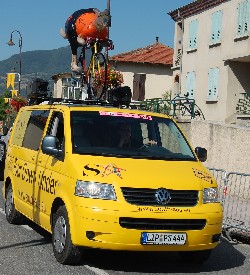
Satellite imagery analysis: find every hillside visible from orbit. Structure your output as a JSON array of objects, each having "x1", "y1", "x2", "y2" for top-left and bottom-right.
[{"x1": 0, "y1": 46, "x2": 72, "y2": 95}]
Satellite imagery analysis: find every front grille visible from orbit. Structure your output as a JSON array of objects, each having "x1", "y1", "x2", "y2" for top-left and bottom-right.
[
  {"x1": 121, "y1": 187, "x2": 198, "y2": 206},
  {"x1": 119, "y1": 218, "x2": 206, "y2": 230}
]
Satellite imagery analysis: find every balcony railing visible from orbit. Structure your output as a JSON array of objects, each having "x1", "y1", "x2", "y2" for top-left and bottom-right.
[
  {"x1": 174, "y1": 49, "x2": 182, "y2": 67},
  {"x1": 236, "y1": 93, "x2": 250, "y2": 114},
  {"x1": 138, "y1": 97, "x2": 205, "y2": 120}
]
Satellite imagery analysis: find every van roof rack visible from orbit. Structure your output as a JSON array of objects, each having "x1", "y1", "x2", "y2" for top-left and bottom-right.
[
  {"x1": 27, "y1": 86, "x2": 133, "y2": 108},
  {"x1": 28, "y1": 97, "x2": 112, "y2": 106}
]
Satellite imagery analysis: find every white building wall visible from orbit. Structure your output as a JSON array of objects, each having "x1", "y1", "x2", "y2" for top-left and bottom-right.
[
  {"x1": 110, "y1": 61, "x2": 173, "y2": 99},
  {"x1": 174, "y1": 0, "x2": 250, "y2": 123}
]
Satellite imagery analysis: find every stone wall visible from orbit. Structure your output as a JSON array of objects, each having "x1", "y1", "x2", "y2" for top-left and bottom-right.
[{"x1": 177, "y1": 120, "x2": 250, "y2": 174}]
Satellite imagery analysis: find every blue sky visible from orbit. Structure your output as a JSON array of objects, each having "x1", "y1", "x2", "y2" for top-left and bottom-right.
[{"x1": 0, "y1": 0, "x2": 192, "y2": 61}]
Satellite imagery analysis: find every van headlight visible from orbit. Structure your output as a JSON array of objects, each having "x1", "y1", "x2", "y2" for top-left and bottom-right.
[
  {"x1": 203, "y1": 188, "x2": 219, "y2": 203},
  {"x1": 75, "y1": 181, "x2": 116, "y2": 200}
]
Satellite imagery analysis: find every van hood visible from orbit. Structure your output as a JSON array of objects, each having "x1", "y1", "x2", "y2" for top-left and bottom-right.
[{"x1": 68, "y1": 155, "x2": 216, "y2": 190}]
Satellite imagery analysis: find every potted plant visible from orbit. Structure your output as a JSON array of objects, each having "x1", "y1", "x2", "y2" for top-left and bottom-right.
[{"x1": 93, "y1": 65, "x2": 124, "y2": 91}]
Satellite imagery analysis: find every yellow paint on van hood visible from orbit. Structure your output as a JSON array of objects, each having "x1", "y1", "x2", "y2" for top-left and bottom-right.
[{"x1": 65, "y1": 154, "x2": 216, "y2": 190}]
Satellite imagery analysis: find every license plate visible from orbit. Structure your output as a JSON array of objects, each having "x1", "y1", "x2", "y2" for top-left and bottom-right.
[{"x1": 141, "y1": 232, "x2": 186, "y2": 245}]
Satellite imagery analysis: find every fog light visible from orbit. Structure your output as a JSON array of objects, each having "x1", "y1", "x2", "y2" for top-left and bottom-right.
[
  {"x1": 86, "y1": 231, "x2": 95, "y2": 240},
  {"x1": 212, "y1": 233, "x2": 221, "y2": 243}
]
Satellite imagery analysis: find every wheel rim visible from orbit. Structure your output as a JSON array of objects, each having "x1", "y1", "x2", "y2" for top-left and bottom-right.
[
  {"x1": 53, "y1": 216, "x2": 67, "y2": 253},
  {"x1": 5, "y1": 188, "x2": 13, "y2": 217}
]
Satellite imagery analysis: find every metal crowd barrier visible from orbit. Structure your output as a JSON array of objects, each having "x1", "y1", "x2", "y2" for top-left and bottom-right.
[{"x1": 208, "y1": 168, "x2": 250, "y2": 242}]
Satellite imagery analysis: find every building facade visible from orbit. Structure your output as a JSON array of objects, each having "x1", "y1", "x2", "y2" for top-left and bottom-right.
[
  {"x1": 109, "y1": 39, "x2": 174, "y2": 100},
  {"x1": 52, "y1": 73, "x2": 88, "y2": 100},
  {"x1": 169, "y1": 0, "x2": 250, "y2": 123}
]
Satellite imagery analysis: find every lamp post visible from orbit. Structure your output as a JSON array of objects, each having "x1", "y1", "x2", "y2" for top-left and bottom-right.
[
  {"x1": 105, "y1": 0, "x2": 111, "y2": 62},
  {"x1": 7, "y1": 30, "x2": 23, "y2": 95}
]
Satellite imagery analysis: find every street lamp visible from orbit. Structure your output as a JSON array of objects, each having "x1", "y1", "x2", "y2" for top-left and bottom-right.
[{"x1": 7, "y1": 30, "x2": 23, "y2": 95}]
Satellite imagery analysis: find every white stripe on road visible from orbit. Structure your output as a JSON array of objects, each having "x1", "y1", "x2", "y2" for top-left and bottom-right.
[
  {"x1": 20, "y1": 224, "x2": 33, "y2": 230},
  {"x1": 84, "y1": 265, "x2": 110, "y2": 275},
  {"x1": 0, "y1": 207, "x2": 109, "y2": 275}
]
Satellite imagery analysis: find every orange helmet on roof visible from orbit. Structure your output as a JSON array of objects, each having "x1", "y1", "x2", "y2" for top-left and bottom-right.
[{"x1": 75, "y1": 12, "x2": 108, "y2": 40}]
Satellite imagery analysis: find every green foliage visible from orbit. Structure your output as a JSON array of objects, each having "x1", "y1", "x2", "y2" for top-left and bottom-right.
[
  {"x1": 162, "y1": 90, "x2": 172, "y2": 101},
  {"x1": 0, "y1": 96, "x2": 8, "y2": 121},
  {"x1": 144, "y1": 90, "x2": 173, "y2": 114},
  {"x1": 3, "y1": 90, "x2": 12, "y2": 98}
]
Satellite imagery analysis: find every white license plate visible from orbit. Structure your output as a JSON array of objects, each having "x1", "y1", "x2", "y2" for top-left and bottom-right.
[{"x1": 141, "y1": 232, "x2": 186, "y2": 245}]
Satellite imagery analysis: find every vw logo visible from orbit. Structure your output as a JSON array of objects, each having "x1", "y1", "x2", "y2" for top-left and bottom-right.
[{"x1": 155, "y1": 188, "x2": 171, "y2": 205}]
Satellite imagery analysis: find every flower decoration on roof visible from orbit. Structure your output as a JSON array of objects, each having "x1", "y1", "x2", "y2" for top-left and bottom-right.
[
  {"x1": 5, "y1": 96, "x2": 27, "y2": 119},
  {"x1": 93, "y1": 65, "x2": 124, "y2": 90}
]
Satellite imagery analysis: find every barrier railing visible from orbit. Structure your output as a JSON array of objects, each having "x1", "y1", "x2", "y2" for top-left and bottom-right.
[
  {"x1": 142, "y1": 96, "x2": 205, "y2": 120},
  {"x1": 208, "y1": 168, "x2": 250, "y2": 242}
]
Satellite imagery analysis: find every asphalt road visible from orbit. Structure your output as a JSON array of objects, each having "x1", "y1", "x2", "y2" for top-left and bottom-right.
[{"x1": 0, "y1": 181, "x2": 249, "y2": 275}]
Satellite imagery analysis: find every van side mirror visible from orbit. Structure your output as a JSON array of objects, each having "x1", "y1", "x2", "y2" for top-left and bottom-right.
[
  {"x1": 195, "y1": 147, "x2": 207, "y2": 162},
  {"x1": 41, "y1": 135, "x2": 63, "y2": 157}
]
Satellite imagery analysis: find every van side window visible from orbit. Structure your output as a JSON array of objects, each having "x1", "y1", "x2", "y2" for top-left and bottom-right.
[
  {"x1": 47, "y1": 112, "x2": 65, "y2": 150},
  {"x1": 22, "y1": 110, "x2": 50, "y2": 150}
]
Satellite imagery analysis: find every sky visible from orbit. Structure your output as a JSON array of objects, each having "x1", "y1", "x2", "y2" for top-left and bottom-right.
[{"x1": 0, "y1": 0, "x2": 192, "y2": 62}]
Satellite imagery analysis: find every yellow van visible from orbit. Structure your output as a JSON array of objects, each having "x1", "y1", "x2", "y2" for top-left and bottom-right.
[{"x1": 2, "y1": 99, "x2": 223, "y2": 265}]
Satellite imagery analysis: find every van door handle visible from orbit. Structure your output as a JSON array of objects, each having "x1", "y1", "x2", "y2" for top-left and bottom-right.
[
  {"x1": 32, "y1": 156, "x2": 35, "y2": 161},
  {"x1": 38, "y1": 157, "x2": 42, "y2": 163}
]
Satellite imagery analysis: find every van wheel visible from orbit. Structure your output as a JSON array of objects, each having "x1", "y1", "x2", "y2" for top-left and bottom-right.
[
  {"x1": 52, "y1": 205, "x2": 82, "y2": 265},
  {"x1": 5, "y1": 184, "x2": 23, "y2": 224},
  {"x1": 179, "y1": 249, "x2": 212, "y2": 264}
]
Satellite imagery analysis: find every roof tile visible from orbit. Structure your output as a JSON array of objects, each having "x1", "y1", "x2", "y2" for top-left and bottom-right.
[{"x1": 109, "y1": 42, "x2": 173, "y2": 65}]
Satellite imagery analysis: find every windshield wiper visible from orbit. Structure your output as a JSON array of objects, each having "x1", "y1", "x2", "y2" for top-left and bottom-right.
[{"x1": 163, "y1": 156, "x2": 196, "y2": 161}]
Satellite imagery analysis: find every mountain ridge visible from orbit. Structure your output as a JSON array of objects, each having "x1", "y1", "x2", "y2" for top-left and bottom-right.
[
  {"x1": 0, "y1": 46, "x2": 72, "y2": 76},
  {"x1": 0, "y1": 46, "x2": 72, "y2": 94}
]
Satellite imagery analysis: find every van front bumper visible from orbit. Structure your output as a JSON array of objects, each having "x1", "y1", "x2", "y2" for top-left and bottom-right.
[{"x1": 71, "y1": 204, "x2": 223, "y2": 251}]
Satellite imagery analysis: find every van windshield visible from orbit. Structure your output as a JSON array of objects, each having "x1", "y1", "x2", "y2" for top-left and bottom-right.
[{"x1": 70, "y1": 111, "x2": 196, "y2": 161}]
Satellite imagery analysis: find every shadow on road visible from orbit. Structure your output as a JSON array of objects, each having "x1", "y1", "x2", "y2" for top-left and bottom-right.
[
  {"x1": 0, "y1": 238, "x2": 50, "y2": 251},
  {"x1": 79, "y1": 237, "x2": 246, "y2": 273}
]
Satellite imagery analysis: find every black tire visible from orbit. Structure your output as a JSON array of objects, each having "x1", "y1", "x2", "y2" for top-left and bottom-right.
[
  {"x1": 5, "y1": 184, "x2": 23, "y2": 224},
  {"x1": 193, "y1": 104, "x2": 205, "y2": 120},
  {"x1": 180, "y1": 103, "x2": 205, "y2": 120},
  {"x1": 91, "y1": 52, "x2": 107, "y2": 100},
  {"x1": 52, "y1": 205, "x2": 82, "y2": 265},
  {"x1": 180, "y1": 104, "x2": 190, "y2": 117},
  {"x1": 179, "y1": 249, "x2": 213, "y2": 264}
]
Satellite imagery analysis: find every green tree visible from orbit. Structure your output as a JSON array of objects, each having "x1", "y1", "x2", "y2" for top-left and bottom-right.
[
  {"x1": 3, "y1": 90, "x2": 12, "y2": 98},
  {"x1": 0, "y1": 96, "x2": 8, "y2": 122}
]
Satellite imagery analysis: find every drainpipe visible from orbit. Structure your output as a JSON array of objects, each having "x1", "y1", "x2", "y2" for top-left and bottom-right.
[{"x1": 177, "y1": 9, "x2": 184, "y2": 95}]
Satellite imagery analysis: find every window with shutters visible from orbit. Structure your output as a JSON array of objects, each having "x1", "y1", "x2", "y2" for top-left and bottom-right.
[
  {"x1": 237, "y1": 0, "x2": 249, "y2": 37},
  {"x1": 188, "y1": 19, "x2": 198, "y2": 50},
  {"x1": 186, "y1": 71, "x2": 196, "y2": 99},
  {"x1": 133, "y1": 74, "x2": 146, "y2": 101},
  {"x1": 210, "y1": 10, "x2": 223, "y2": 44},
  {"x1": 207, "y1": 68, "x2": 219, "y2": 101}
]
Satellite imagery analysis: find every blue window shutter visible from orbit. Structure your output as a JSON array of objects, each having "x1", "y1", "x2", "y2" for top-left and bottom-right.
[
  {"x1": 189, "y1": 21, "x2": 194, "y2": 48},
  {"x1": 208, "y1": 69, "x2": 214, "y2": 99},
  {"x1": 207, "y1": 68, "x2": 219, "y2": 100},
  {"x1": 211, "y1": 13, "x2": 217, "y2": 43},
  {"x1": 244, "y1": 0, "x2": 249, "y2": 33},
  {"x1": 186, "y1": 71, "x2": 196, "y2": 98},
  {"x1": 237, "y1": 0, "x2": 249, "y2": 36},
  {"x1": 216, "y1": 11, "x2": 223, "y2": 41},
  {"x1": 189, "y1": 19, "x2": 198, "y2": 49},
  {"x1": 211, "y1": 10, "x2": 223, "y2": 43}
]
